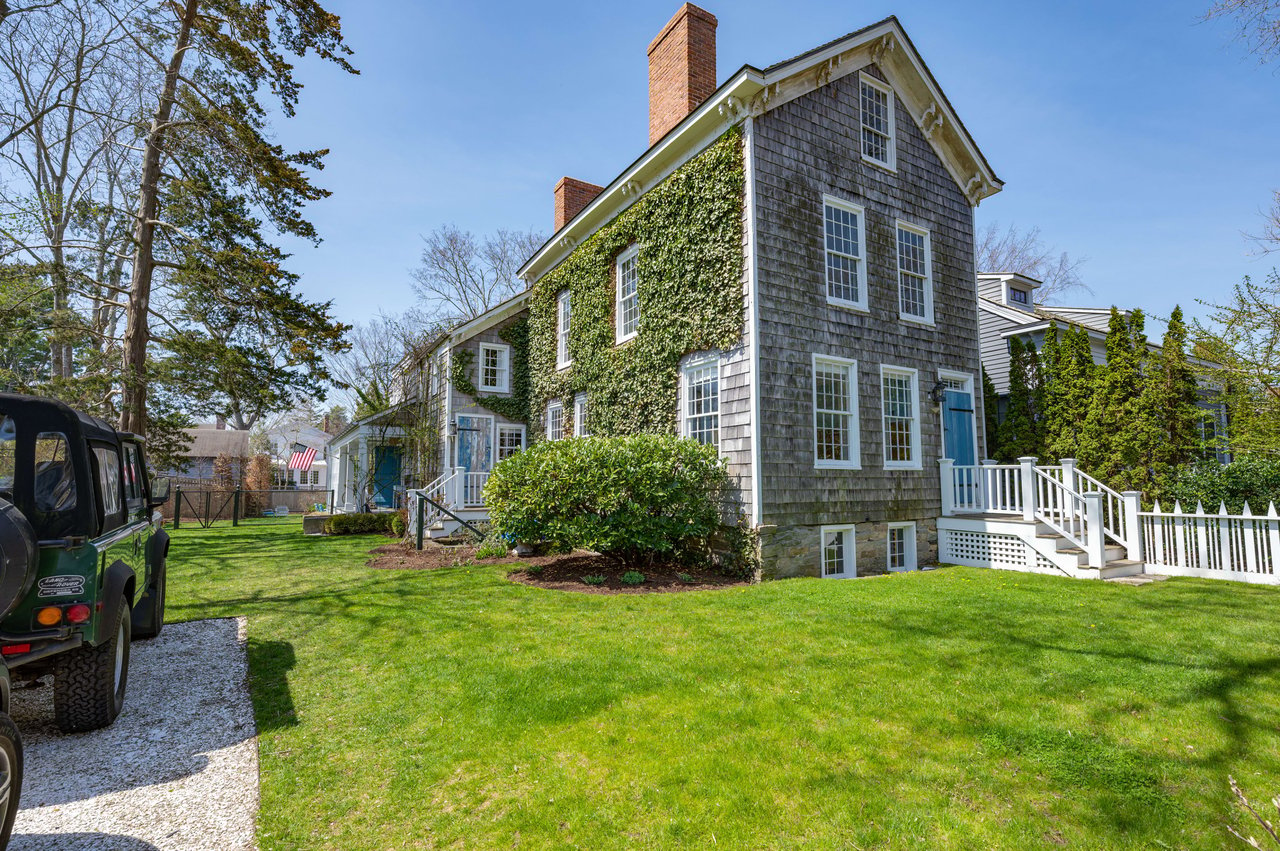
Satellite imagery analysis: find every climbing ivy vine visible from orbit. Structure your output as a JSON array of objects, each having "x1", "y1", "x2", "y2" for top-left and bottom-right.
[
  {"x1": 527, "y1": 127, "x2": 744, "y2": 438},
  {"x1": 449, "y1": 317, "x2": 532, "y2": 425}
]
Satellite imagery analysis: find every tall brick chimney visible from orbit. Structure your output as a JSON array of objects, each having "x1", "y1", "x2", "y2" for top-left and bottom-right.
[
  {"x1": 647, "y1": 4, "x2": 717, "y2": 146},
  {"x1": 554, "y1": 176, "x2": 604, "y2": 231}
]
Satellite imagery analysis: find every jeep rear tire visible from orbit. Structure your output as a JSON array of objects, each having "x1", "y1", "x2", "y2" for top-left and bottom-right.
[
  {"x1": 133, "y1": 565, "x2": 165, "y2": 640},
  {"x1": 0, "y1": 711, "x2": 21, "y2": 848},
  {"x1": 0, "y1": 498, "x2": 37, "y2": 619},
  {"x1": 53, "y1": 595, "x2": 130, "y2": 733}
]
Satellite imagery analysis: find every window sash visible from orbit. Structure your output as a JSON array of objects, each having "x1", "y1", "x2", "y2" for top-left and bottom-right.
[
  {"x1": 860, "y1": 78, "x2": 893, "y2": 166},
  {"x1": 824, "y1": 201, "x2": 864, "y2": 307},
  {"x1": 616, "y1": 247, "x2": 639, "y2": 341},
  {"x1": 896, "y1": 225, "x2": 931, "y2": 322},
  {"x1": 556, "y1": 292, "x2": 571, "y2": 367},
  {"x1": 814, "y1": 357, "x2": 858, "y2": 467},
  {"x1": 546, "y1": 403, "x2": 564, "y2": 441},
  {"x1": 497, "y1": 426, "x2": 525, "y2": 460},
  {"x1": 881, "y1": 369, "x2": 918, "y2": 466},
  {"x1": 573, "y1": 395, "x2": 588, "y2": 437},
  {"x1": 822, "y1": 526, "x2": 855, "y2": 577},
  {"x1": 683, "y1": 360, "x2": 720, "y2": 448},
  {"x1": 479, "y1": 345, "x2": 508, "y2": 392}
]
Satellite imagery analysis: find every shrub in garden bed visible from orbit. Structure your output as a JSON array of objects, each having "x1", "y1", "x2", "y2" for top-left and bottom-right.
[
  {"x1": 483, "y1": 434, "x2": 732, "y2": 567},
  {"x1": 1164, "y1": 457, "x2": 1280, "y2": 512},
  {"x1": 324, "y1": 512, "x2": 398, "y2": 536}
]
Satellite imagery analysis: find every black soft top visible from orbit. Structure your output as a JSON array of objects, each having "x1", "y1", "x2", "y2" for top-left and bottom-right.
[{"x1": 0, "y1": 392, "x2": 124, "y2": 446}]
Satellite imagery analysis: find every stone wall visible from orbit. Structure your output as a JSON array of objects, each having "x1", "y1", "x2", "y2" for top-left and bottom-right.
[{"x1": 759, "y1": 518, "x2": 939, "y2": 579}]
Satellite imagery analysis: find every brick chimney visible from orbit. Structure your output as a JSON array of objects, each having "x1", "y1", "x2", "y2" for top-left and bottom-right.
[
  {"x1": 647, "y1": 4, "x2": 717, "y2": 146},
  {"x1": 554, "y1": 176, "x2": 604, "y2": 231}
]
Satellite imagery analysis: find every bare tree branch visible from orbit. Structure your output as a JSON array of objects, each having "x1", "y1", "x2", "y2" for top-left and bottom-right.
[{"x1": 975, "y1": 221, "x2": 1090, "y2": 304}]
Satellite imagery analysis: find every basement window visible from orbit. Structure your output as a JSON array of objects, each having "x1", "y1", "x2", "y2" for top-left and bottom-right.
[{"x1": 821, "y1": 525, "x2": 856, "y2": 578}]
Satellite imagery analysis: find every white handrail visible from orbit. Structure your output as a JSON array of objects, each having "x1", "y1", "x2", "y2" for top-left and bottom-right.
[
  {"x1": 1032, "y1": 467, "x2": 1089, "y2": 552},
  {"x1": 1066, "y1": 466, "x2": 1126, "y2": 546}
]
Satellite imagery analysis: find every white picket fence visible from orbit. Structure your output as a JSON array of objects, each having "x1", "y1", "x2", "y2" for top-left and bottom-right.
[{"x1": 1140, "y1": 501, "x2": 1280, "y2": 584}]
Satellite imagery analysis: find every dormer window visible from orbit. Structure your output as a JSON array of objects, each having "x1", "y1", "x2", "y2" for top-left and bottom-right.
[
  {"x1": 859, "y1": 74, "x2": 895, "y2": 171},
  {"x1": 1009, "y1": 288, "x2": 1029, "y2": 306}
]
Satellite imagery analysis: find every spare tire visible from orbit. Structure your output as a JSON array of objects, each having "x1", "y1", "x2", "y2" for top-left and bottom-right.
[{"x1": 0, "y1": 499, "x2": 37, "y2": 621}]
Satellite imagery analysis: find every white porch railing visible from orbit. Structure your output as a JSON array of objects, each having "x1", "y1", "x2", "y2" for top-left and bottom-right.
[
  {"x1": 940, "y1": 457, "x2": 1140, "y2": 569},
  {"x1": 406, "y1": 466, "x2": 494, "y2": 543},
  {"x1": 1140, "y1": 501, "x2": 1280, "y2": 583},
  {"x1": 462, "y1": 471, "x2": 490, "y2": 508}
]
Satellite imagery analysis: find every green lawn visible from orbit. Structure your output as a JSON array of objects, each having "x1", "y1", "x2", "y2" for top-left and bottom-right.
[{"x1": 167, "y1": 520, "x2": 1280, "y2": 849}]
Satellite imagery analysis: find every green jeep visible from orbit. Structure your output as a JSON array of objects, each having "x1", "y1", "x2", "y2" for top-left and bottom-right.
[{"x1": 0, "y1": 392, "x2": 170, "y2": 733}]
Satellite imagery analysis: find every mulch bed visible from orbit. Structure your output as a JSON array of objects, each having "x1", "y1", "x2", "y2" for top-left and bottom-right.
[{"x1": 365, "y1": 542, "x2": 751, "y2": 594}]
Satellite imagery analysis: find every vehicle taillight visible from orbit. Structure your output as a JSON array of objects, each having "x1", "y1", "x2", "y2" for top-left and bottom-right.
[
  {"x1": 36, "y1": 606, "x2": 62, "y2": 626},
  {"x1": 66, "y1": 604, "x2": 92, "y2": 624},
  {"x1": 1, "y1": 644, "x2": 30, "y2": 656}
]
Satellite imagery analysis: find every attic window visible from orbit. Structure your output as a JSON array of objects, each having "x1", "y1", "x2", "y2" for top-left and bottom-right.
[
  {"x1": 1009, "y1": 288, "x2": 1029, "y2": 306},
  {"x1": 859, "y1": 74, "x2": 895, "y2": 170}
]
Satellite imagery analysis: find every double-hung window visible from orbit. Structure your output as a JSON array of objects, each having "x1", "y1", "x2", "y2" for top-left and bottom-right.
[
  {"x1": 881, "y1": 365, "x2": 921, "y2": 469},
  {"x1": 556, "y1": 291, "x2": 571, "y2": 369},
  {"x1": 682, "y1": 356, "x2": 720, "y2": 449},
  {"x1": 497, "y1": 425, "x2": 525, "y2": 460},
  {"x1": 887, "y1": 522, "x2": 917, "y2": 571},
  {"x1": 615, "y1": 245, "x2": 640, "y2": 343},
  {"x1": 860, "y1": 74, "x2": 895, "y2": 170},
  {"x1": 896, "y1": 222, "x2": 933, "y2": 324},
  {"x1": 813, "y1": 355, "x2": 859, "y2": 469},
  {"x1": 821, "y1": 525, "x2": 856, "y2": 578},
  {"x1": 478, "y1": 343, "x2": 510, "y2": 393},
  {"x1": 573, "y1": 394, "x2": 589, "y2": 437},
  {"x1": 823, "y1": 197, "x2": 867, "y2": 310},
  {"x1": 546, "y1": 401, "x2": 564, "y2": 441}
]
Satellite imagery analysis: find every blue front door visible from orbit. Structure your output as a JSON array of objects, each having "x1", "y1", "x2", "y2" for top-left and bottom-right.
[
  {"x1": 943, "y1": 389, "x2": 977, "y2": 465},
  {"x1": 372, "y1": 446, "x2": 401, "y2": 508}
]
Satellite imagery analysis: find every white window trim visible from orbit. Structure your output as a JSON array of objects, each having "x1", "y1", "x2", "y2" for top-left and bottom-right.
[
  {"x1": 545, "y1": 400, "x2": 564, "y2": 441},
  {"x1": 615, "y1": 244, "x2": 640, "y2": 344},
  {"x1": 859, "y1": 72, "x2": 897, "y2": 172},
  {"x1": 573, "y1": 393, "x2": 588, "y2": 437},
  {"x1": 497, "y1": 424, "x2": 526, "y2": 460},
  {"x1": 895, "y1": 219, "x2": 935, "y2": 326},
  {"x1": 887, "y1": 521, "x2": 918, "y2": 572},
  {"x1": 821, "y1": 195, "x2": 869, "y2": 312},
  {"x1": 477, "y1": 342, "x2": 511, "y2": 394},
  {"x1": 937, "y1": 369, "x2": 981, "y2": 466},
  {"x1": 812, "y1": 353, "x2": 861, "y2": 470},
  {"x1": 556, "y1": 290, "x2": 572, "y2": 370},
  {"x1": 880, "y1": 364, "x2": 922, "y2": 470},
  {"x1": 820, "y1": 524, "x2": 857, "y2": 579},
  {"x1": 680, "y1": 353, "x2": 721, "y2": 449}
]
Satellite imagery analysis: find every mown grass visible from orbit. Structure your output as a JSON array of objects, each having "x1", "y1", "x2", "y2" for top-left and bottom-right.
[{"x1": 166, "y1": 519, "x2": 1280, "y2": 849}]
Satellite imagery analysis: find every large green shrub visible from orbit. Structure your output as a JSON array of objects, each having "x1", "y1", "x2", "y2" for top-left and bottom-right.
[
  {"x1": 1163, "y1": 457, "x2": 1280, "y2": 512},
  {"x1": 324, "y1": 512, "x2": 397, "y2": 535},
  {"x1": 483, "y1": 435, "x2": 730, "y2": 565}
]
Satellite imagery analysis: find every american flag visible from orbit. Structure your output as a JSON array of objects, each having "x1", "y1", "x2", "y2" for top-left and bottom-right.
[{"x1": 287, "y1": 443, "x2": 317, "y2": 471}]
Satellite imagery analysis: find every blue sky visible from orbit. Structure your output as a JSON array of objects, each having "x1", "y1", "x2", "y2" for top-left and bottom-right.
[{"x1": 274, "y1": 0, "x2": 1279, "y2": 331}]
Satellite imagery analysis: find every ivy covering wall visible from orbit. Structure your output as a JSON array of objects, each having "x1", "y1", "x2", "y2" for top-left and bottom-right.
[
  {"x1": 528, "y1": 127, "x2": 745, "y2": 438},
  {"x1": 450, "y1": 317, "x2": 532, "y2": 424}
]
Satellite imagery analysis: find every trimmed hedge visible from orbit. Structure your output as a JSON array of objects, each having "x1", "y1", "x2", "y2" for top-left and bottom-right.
[
  {"x1": 483, "y1": 435, "x2": 730, "y2": 566},
  {"x1": 324, "y1": 512, "x2": 398, "y2": 536},
  {"x1": 1164, "y1": 457, "x2": 1280, "y2": 513}
]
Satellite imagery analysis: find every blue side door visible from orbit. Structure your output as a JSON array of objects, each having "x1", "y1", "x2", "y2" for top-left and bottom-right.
[
  {"x1": 942, "y1": 389, "x2": 977, "y2": 465},
  {"x1": 372, "y1": 446, "x2": 401, "y2": 508}
]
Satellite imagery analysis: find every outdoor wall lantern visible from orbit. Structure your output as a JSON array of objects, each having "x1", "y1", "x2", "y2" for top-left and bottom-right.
[{"x1": 928, "y1": 380, "x2": 947, "y2": 411}]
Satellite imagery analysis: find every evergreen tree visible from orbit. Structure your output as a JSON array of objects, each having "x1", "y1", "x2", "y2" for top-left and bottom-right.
[
  {"x1": 1043, "y1": 324, "x2": 1097, "y2": 461},
  {"x1": 1080, "y1": 308, "x2": 1148, "y2": 486},
  {"x1": 982, "y1": 367, "x2": 1000, "y2": 461},
  {"x1": 1135, "y1": 305, "x2": 1204, "y2": 498},
  {"x1": 996, "y1": 337, "x2": 1043, "y2": 461}
]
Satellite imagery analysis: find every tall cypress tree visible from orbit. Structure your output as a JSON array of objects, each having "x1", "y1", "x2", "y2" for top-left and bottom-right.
[
  {"x1": 1046, "y1": 324, "x2": 1097, "y2": 462},
  {"x1": 1135, "y1": 305, "x2": 1204, "y2": 497},
  {"x1": 1080, "y1": 308, "x2": 1148, "y2": 486},
  {"x1": 996, "y1": 337, "x2": 1043, "y2": 461}
]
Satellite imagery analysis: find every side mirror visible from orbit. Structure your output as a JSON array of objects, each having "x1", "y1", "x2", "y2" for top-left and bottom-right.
[{"x1": 149, "y1": 476, "x2": 171, "y2": 507}]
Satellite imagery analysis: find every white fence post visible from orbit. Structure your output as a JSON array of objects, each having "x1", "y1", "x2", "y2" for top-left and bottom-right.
[
  {"x1": 1018, "y1": 457, "x2": 1038, "y2": 523},
  {"x1": 1084, "y1": 492, "x2": 1106, "y2": 568},
  {"x1": 981, "y1": 459, "x2": 997, "y2": 512},
  {"x1": 1060, "y1": 457, "x2": 1077, "y2": 490},
  {"x1": 1121, "y1": 491, "x2": 1143, "y2": 562},
  {"x1": 1173, "y1": 501, "x2": 1188, "y2": 568},
  {"x1": 939, "y1": 458, "x2": 955, "y2": 517},
  {"x1": 450, "y1": 466, "x2": 466, "y2": 508}
]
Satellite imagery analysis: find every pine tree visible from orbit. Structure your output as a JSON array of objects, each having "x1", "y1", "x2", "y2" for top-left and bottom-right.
[
  {"x1": 1080, "y1": 308, "x2": 1148, "y2": 486},
  {"x1": 982, "y1": 367, "x2": 1000, "y2": 461},
  {"x1": 1044, "y1": 324, "x2": 1097, "y2": 462},
  {"x1": 996, "y1": 337, "x2": 1043, "y2": 461}
]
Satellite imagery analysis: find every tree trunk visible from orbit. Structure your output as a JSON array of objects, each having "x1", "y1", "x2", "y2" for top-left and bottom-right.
[{"x1": 119, "y1": 0, "x2": 200, "y2": 435}]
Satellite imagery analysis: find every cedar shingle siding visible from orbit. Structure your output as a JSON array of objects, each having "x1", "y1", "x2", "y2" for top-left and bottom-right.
[{"x1": 753, "y1": 63, "x2": 984, "y2": 529}]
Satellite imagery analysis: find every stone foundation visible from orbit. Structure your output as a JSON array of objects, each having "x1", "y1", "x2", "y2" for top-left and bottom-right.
[{"x1": 759, "y1": 518, "x2": 939, "y2": 579}]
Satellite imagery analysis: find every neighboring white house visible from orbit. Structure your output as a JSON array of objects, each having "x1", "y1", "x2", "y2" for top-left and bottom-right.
[{"x1": 261, "y1": 419, "x2": 331, "y2": 491}]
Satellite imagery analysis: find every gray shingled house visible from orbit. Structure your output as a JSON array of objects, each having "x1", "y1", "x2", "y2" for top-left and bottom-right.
[{"x1": 400, "y1": 6, "x2": 1006, "y2": 578}]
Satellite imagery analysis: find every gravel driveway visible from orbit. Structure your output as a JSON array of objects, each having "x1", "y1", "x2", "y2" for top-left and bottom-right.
[{"x1": 8, "y1": 617, "x2": 259, "y2": 850}]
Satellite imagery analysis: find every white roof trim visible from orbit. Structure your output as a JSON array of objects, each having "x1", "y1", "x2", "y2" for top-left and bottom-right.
[{"x1": 447, "y1": 291, "x2": 530, "y2": 344}]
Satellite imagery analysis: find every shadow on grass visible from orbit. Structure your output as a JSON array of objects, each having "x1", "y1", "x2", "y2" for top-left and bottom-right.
[{"x1": 248, "y1": 638, "x2": 298, "y2": 733}]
